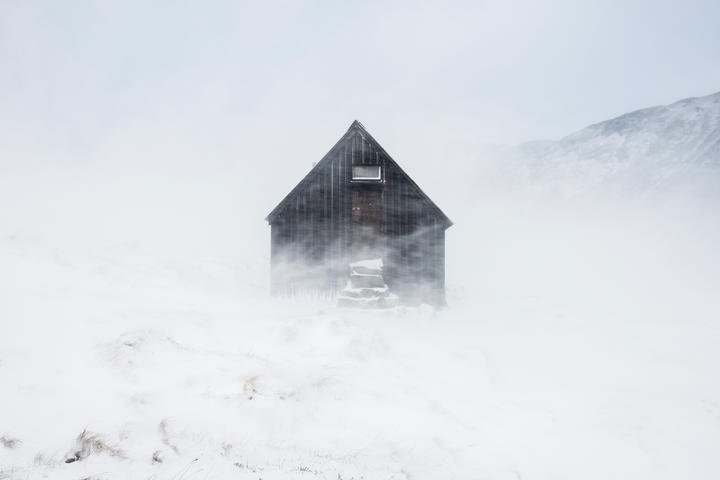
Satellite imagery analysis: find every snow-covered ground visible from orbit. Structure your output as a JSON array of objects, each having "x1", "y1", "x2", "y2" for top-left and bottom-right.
[
  {"x1": 2, "y1": 93, "x2": 720, "y2": 478},
  {"x1": 2, "y1": 190, "x2": 720, "y2": 479}
]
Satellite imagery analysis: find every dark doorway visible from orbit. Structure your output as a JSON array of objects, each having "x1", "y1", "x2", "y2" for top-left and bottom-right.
[{"x1": 351, "y1": 188, "x2": 381, "y2": 257}]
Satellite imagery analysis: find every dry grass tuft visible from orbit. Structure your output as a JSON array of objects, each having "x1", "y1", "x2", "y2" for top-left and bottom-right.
[
  {"x1": 64, "y1": 429, "x2": 124, "y2": 463},
  {"x1": 0, "y1": 436, "x2": 21, "y2": 449},
  {"x1": 158, "y1": 419, "x2": 179, "y2": 454},
  {"x1": 152, "y1": 449, "x2": 164, "y2": 463}
]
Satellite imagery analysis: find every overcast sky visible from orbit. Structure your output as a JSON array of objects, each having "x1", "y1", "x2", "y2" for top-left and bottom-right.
[{"x1": 1, "y1": 0, "x2": 719, "y2": 224}]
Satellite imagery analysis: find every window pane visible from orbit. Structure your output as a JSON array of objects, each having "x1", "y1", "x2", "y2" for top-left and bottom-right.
[{"x1": 352, "y1": 165, "x2": 381, "y2": 180}]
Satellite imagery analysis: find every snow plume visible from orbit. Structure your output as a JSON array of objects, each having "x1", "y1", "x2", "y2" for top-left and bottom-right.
[
  {"x1": 2, "y1": 96, "x2": 720, "y2": 478},
  {"x1": 269, "y1": 223, "x2": 444, "y2": 305}
]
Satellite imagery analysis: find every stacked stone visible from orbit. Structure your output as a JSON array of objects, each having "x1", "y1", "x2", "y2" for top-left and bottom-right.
[{"x1": 337, "y1": 258, "x2": 399, "y2": 308}]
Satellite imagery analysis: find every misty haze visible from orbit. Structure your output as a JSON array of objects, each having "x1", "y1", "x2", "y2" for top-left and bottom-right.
[{"x1": 1, "y1": 2, "x2": 720, "y2": 480}]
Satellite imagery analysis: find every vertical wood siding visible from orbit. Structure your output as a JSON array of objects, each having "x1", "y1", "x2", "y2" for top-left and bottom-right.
[{"x1": 269, "y1": 130, "x2": 448, "y2": 305}]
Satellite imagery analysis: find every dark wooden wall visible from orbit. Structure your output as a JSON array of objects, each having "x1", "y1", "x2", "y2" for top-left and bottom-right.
[{"x1": 269, "y1": 129, "x2": 448, "y2": 305}]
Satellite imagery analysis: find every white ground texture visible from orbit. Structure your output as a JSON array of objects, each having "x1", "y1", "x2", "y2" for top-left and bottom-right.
[
  {"x1": 3, "y1": 210, "x2": 720, "y2": 480},
  {"x1": 2, "y1": 228, "x2": 718, "y2": 480},
  {"x1": 2, "y1": 93, "x2": 720, "y2": 479}
]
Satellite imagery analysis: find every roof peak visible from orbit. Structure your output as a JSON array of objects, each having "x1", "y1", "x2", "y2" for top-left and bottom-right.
[
  {"x1": 349, "y1": 119, "x2": 366, "y2": 131},
  {"x1": 266, "y1": 120, "x2": 452, "y2": 227}
]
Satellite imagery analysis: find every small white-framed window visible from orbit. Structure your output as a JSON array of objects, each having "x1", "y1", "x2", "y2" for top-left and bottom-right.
[{"x1": 352, "y1": 165, "x2": 381, "y2": 181}]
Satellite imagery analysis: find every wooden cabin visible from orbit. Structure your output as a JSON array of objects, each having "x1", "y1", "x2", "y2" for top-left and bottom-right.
[{"x1": 265, "y1": 121, "x2": 452, "y2": 305}]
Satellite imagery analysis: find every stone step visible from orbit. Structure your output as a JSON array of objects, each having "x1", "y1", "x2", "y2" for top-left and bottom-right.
[
  {"x1": 351, "y1": 265, "x2": 383, "y2": 276},
  {"x1": 338, "y1": 258, "x2": 397, "y2": 309},
  {"x1": 349, "y1": 273, "x2": 386, "y2": 289},
  {"x1": 340, "y1": 286, "x2": 390, "y2": 299},
  {"x1": 337, "y1": 293, "x2": 399, "y2": 309}
]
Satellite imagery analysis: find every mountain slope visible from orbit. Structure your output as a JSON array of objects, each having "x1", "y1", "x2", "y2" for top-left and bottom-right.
[{"x1": 509, "y1": 91, "x2": 720, "y2": 198}]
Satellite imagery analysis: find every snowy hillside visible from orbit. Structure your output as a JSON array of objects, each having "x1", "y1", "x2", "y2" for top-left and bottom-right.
[
  {"x1": 504, "y1": 92, "x2": 720, "y2": 198},
  {"x1": 2, "y1": 92, "x2": 720, "y2": 479}
]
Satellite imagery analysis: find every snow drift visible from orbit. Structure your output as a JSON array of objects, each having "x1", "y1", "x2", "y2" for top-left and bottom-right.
[{"x1": 2, "y1": 93, "x2": 720, "y2": 479}]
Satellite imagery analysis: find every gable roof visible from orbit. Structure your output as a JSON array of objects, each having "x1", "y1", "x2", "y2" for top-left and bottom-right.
[{"x1": 265, "y1": 121, "x2": 452, "y2": 228}]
